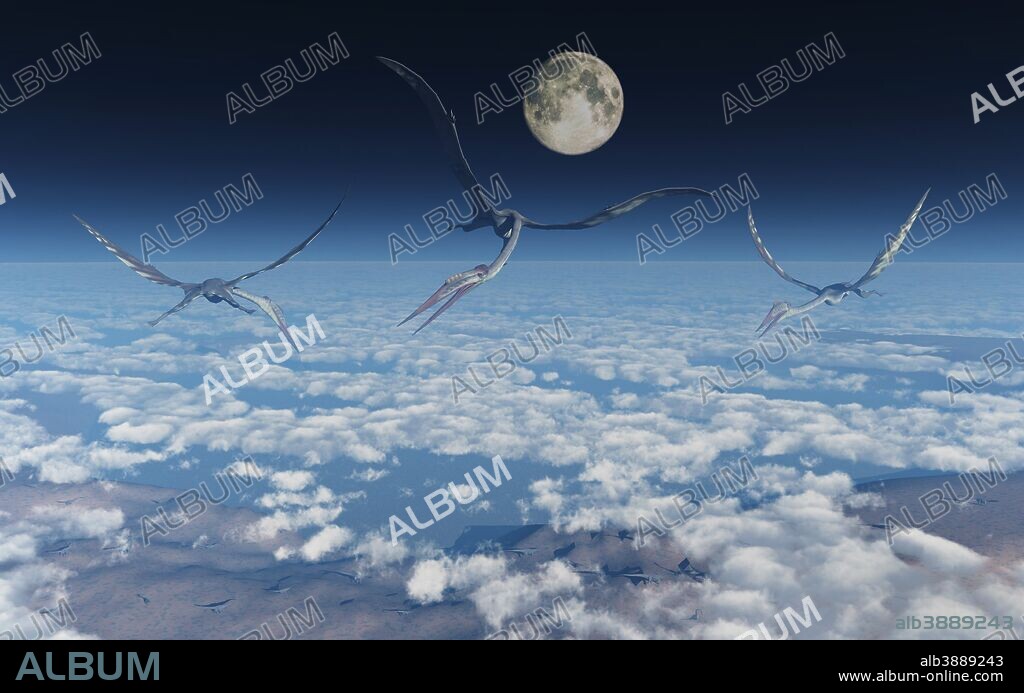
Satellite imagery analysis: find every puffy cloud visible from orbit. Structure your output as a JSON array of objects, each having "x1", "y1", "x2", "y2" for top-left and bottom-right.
[
  {"x1": 276, "y1": 525, "x2": 354, "y2": 562},
  {"x1": 270, "y1": 470, "x2": 315, "y2": 491}
]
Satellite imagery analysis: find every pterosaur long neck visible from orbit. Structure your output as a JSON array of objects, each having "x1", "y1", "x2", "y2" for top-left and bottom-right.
[
  {"x1": 487, "y1": 215, "x2": 523, "y2": 278},
  {"x1": 792, "y1": 293, "x2": 830, "y2": 316}
]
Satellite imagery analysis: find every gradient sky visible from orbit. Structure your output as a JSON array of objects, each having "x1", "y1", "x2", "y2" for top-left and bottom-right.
[{"x1": 0, "y1": 2, "x2": 1020, "y2": 263}]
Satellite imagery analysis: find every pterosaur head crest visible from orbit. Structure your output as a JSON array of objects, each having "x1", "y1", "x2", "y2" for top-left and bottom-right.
[{"x1": 443, "y1": 267, "x2": 487, "y2": 286}]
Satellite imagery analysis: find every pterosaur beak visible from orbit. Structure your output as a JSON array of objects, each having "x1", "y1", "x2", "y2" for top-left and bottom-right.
[
  {"x1": 398, "y1": 269, "x2": 487, "y2": 333},
  {"x1": 756, "y1": 302, "x2": 788, "y2": 337},
  {"x1": 397, "y1": 282, "x2": 457, "y2": 328},
  {"x1": 411, "y1": 283, "x2": 479, "y2": 334}
]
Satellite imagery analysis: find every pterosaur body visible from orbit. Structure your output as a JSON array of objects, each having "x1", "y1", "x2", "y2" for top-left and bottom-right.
[
  {"x1": 383, "y1": 608, "x2": 414, "y2": 616},
  {"x1": 44, "y1": 542, "x2": 71, "y2": 557},
  {"x1": 74, "y1": 201, "x2": 342, "y2": 347},
  {"x1": 194, "y1": 599, "x2": 234, "y2": 614},
  {"x1": 320, "y1": 569, "x2": 361, "y2": 584},
  {"x1": 956, "y1": 497, "x2": 999, "y2": 507},
  {"x1": 748, "y1": 191, "x2": 929, "y2": 335},
  {"x1": 264, "y1": 577, "x2": 292, "y2": 594},
  {"x1": 102, "y1": 537, "x2": 133, "y2": 556},
  {"x1": 379, "y1": 57, "x2": 712, "y2": 333},
  {"x1": 502, "y1": 547, "x2": 537, "y2": 558}
]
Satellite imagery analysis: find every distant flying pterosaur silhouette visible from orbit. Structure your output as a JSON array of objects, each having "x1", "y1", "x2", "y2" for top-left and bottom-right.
[
  {"x1": 502, "y1": 547, "x2": 537, "y2": 558},
  {"x1": 383, "y1": 608, "x2": 413, "y2": 616},
  {"x1": 379, "y1": 57, "x2": 712, "y2": 333},
  {"x1": 137, "y1": 594, "x2": 151, "y2": 605},
  {"x1": 748, "y1": 190, "x2": 929, "y2": 336},
  {"x1": 43, "y1": 542, "x2": 71, "y2": 557},
  {"x1": 102, "y1": 536, "x2": 133, "y2": 556},
  {"x1": 955, "y1": 497, "x2": 999, "y2": 507},
  {"x1": 56, "y1": 497, "x2": 82, "y2": 506},
  {"x1": 74, "y1": 200, "x2": 343, "y2": 348},
  {"x1": 194, "y1": 599, "x2": 235, "y2": 614},
  {"x1": 264, "y1": 577, "x2": 292, "y2": 594},
  {"x1": 320, "y1": 569, "x2": 361, "y2": 584}
]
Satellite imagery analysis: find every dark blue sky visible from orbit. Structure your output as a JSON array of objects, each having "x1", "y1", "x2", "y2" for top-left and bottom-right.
[{"x1": 0, "y1": 2, "x2": 1020, "y2": 263}]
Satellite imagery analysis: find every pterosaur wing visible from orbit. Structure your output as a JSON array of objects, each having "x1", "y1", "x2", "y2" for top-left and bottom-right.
[
  {"x1": 747, "y1": 208, "x2": 820, "y2": 294},
  {"x1": 228, "y1": 200, "x2": 343, "y2": 285},
  {"x1": 149, "y1": 289, "x2": 202, "y2": 326},
  {"x1": 74, "y1": 215, "x2": 190, "y2": 288},
  {"x1": 522, "y1": 187, "x2": 713, "y2": 230},
  {"x1": 852, "y1": 190, "x2": 930, "y2": 289},
  {"x1": 230, "y1": 287, "x2": 297, "y2": 349},
  {"x1": 378, "y1": 57, "x2": 500, "y2": 225}
]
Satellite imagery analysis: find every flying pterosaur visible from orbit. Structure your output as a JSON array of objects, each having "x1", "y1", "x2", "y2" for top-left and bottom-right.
[
  {"x1": 379, "y1": 57, "x2": 713, "y2": 333},
  {"x1": 264, "y1": 577, "x2": 292, "y2": 594},
  {"x1": 102, "y1": 536, "x2": 133, "y2": 556},
  {"x1": 74, "y1": 200, "x2": 343, "y2": 348},
  {"x1": 320, "y1": 569, "x2": 361, "y2": 584},
  {"x1": 956, "y1": 497, "x2": 999, "y2": 507},
  {"x1": 194, "y1": 599, "x2": 234, "y2": 614},
  {"x1": 383, "y1": 608, "x2": 414, "y2": 616},
  {"x1": 748, "y1": 191, "x2": 930, "y2": 336},
  {"x1": 502, "y1": 547, "x2": 537, "y2": 558},
  {"x1": 44, "y1": 542, "x2": 71, "y2": 557}
]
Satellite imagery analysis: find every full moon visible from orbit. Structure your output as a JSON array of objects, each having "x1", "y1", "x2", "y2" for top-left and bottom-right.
[{"x1": 524, "y1": 52, "x2": 623, "y2": 156}]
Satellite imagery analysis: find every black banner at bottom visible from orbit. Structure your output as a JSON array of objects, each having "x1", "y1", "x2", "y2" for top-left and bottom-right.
[{"x1": 0, "y1": 640, "x2": 1016, "y2": 686}]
